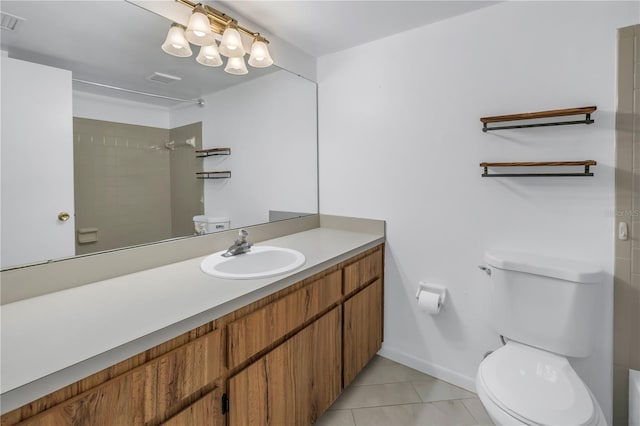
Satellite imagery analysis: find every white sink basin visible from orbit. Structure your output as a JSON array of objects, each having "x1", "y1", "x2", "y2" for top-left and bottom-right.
[{"x1": 200, "y1": 246, "x2": 306, "y2": 279}]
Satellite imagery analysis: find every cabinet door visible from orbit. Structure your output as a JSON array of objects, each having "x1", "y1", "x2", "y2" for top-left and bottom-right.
[
  {"x1": 343, "y1": 279, "x2": 383, "y2": 387},
  {"x1": 161, "y1": 386, "x2": 222, "y2": 426},
  {"x1": 228, "y1": 307, "x2": 341, "y2": 426}
]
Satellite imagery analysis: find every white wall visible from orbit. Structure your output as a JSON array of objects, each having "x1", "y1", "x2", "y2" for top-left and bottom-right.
[
  {"x1": 171, "y1": 70, "x2": 318, "y2": 230},
  {"x1": 318, "y1": 1, "x2": 639, "y2": 422},
  {"x1": 73, "y1": 91, "x2": 171, "y2": 129}
]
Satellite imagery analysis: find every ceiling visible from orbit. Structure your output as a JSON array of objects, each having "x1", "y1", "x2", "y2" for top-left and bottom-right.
[
  {"x1": 0, "y1": 1, "x2": 498, "y2": 105},
  {"x1": 218, "y1": 1, "x2": 499, "y2": 57}
]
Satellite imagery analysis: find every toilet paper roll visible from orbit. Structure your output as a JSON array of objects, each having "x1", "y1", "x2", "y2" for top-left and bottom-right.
[{"x1": 418, "y1": 291, "x2": 443, "y2": 315}]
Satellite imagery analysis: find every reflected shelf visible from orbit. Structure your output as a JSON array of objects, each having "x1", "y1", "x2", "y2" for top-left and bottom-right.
[
  {"x1": 196, "y1": 147, "x2": 231, "y2": 158},
  {"x1": 196, "y1": 171, "x2": 232, "y2": 179}
]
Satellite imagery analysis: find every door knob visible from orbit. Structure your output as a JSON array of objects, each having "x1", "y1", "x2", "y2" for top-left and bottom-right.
[{"x1": 58, "y1": 212, "x2": 70, "y2": 222}]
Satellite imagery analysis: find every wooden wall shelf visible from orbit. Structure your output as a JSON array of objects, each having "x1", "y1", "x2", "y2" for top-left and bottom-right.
[
  {"x1": 480, "y1": 160, "x2": 596, "y2": 177},
  {"x1": 196, "y1": 148, "x2": 231, "y2": 158},
  {"x1": 480, "y1": 106, "x2": 596, "y2": 132},
  {"x1": 196, "y1": 171, "x2": 231, "y2": 179}
]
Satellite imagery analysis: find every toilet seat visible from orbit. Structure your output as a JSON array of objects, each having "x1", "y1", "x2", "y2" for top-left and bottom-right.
[{"x1": 477, "y1": 341, "x2": 598, "y2": 426}]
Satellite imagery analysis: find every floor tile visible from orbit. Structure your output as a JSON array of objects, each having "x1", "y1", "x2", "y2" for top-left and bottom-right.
[
  {"x1": 412, "y1": 379, "x2": 476, "y2": 402},
  {"x1": 315, "y1": 409, "x2": 356, "y2": 426},
  {"x1": 351, "y1": 400, "x2": 477, "y2": 426},
  {"x1": 330, "y1": 382, "x2": 422, "y2": 410},
  {"x1": 461, "y1": 398, "x2": 494, "y2": 425},
  {"x1": 350, "y1": 356, "x2": 436, "y2": 386}
]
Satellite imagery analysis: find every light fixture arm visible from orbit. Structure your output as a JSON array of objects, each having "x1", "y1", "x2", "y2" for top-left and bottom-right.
[{"x1": 176, "y1": 0, "x2": 269, "y2": 44}]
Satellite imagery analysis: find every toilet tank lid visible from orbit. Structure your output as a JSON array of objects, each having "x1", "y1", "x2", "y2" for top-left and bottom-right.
[
  {"x1": 193, "y1": 215, "x2": 229, "y2": 223},
  {"x1": 484, "y1": 251, "x2": 603, "y2": 283}
]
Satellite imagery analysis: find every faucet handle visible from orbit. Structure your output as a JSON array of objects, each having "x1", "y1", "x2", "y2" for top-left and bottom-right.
[{"x1": 239, "y1": 229, "x2": 248, "y2": 241}]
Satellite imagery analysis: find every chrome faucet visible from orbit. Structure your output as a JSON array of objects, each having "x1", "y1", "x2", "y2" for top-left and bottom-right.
[{"x1": 222, "y1": 229, "x2": 253, "y2": 257}]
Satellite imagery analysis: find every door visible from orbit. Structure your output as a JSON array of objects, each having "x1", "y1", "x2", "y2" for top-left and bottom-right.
[{"x1": 1, "y1": 56, "x2": 75, "y2": 268}]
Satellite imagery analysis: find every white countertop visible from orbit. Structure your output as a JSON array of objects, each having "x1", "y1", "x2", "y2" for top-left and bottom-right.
[{"x1": 0, "y1": 227, "x2": 383, "y2": 413}]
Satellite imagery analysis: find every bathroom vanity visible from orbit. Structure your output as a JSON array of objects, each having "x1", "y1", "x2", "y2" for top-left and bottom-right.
[{"x1": 1, "y1": 222, "x2": 384, "y2": 425}]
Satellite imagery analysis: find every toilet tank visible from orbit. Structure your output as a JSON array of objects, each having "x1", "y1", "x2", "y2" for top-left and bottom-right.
[
  {"x1": 484, "y1": 251, "x2": 603, "y2": 358},
  {"x1": 193, "y1": 216, "x2": 230, "y2": 234}
]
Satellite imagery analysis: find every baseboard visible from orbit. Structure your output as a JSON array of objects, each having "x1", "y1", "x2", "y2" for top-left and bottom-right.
[{"x1": 377, "y1": 344, "x2": 477, "y2": 393}]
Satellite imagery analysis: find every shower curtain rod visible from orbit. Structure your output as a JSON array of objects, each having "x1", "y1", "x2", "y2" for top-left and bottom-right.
[{"x1": 72, "y1": 79, "x2": 205, "y2": 106}]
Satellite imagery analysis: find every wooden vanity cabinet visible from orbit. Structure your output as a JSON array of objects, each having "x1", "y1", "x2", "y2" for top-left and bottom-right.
[{"x1": 2, "y1": 244, "x2": 384, "y2": 426}]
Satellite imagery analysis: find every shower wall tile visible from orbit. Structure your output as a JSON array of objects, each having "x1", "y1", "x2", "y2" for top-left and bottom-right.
[
  {"x1": 73, "y1": 117, "x2": 172, "y2": 255},
  {"x1": 614, "y1": 257, "x2": 631, "y2": 367},
  {"x1": 613, "y1": 363, "x2": 630, "y2": 426},
  {"x1": 169, "y1": 122, "x2": 204, "y2": 238},
  {"x1": 614, "y1": 24, "x2": 640, "y2": 426},
  {"x1": 73, "y1": 118, "x2": 203, "y2": 256},
  {"x1": 630, "y1": 273, "x2": 640, "y2": 371}
]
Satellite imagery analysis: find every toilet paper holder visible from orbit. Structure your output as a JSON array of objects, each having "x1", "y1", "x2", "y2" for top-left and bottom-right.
[{"x1": 415, "y1": 282, "x2": 447, "y2": 304}]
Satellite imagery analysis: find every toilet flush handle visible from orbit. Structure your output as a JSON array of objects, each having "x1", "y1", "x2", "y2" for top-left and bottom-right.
[{"x1": 478, "y1": 265, "x2": 491, "y2": 276}]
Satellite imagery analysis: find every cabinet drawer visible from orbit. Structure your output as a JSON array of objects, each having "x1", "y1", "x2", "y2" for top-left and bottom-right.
[
  {"x1": 343, "y1": 248, "x2": 383, "y2": 296},
  {"x1": 227, "y1": 269, "x2": 342, "y2": 369},
  {"x1": 16, "y1": 328, "x2": 223, "y2": 426}
]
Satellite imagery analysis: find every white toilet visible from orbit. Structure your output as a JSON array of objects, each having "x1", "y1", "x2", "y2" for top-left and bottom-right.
[{"x1": 476, "y1": 251, "x2": 607, "y2": 426}]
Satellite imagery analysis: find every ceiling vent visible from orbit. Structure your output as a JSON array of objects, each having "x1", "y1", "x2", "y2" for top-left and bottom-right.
[
  {"x1": 0, "y1": 11, "x2": 24, "y2": 31},
  {"x1": 146, "y1": 72, "x2": 182, "y2": 84}
]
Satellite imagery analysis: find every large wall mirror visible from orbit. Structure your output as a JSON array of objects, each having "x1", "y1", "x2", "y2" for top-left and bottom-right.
[{"x1": 0, "y1": 1, "x2": 318, "y2": 270}]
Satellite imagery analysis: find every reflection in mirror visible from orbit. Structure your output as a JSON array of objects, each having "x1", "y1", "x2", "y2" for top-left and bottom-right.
[{"x1": 0, "y1": 1, "x2": 318, "y2": 270}]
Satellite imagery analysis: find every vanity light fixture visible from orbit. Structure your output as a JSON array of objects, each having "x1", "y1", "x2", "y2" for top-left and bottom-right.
[
  {"x1": 224, "y1": 56, "x2": 248, "y2": 75},
  {"x1": 196, "y1": 44, "x2": 223, "y2": 67},
  {"x1": 185, "y1": 5, "x2": 216, "y2": 46},
  {"x1": 219, "y1": 22, "x2": 245, "y2": 58},
  {"x1": 248, "y1": 35, "x2": 273, "y2": 68},
  {"x1": 161, "y1": 23, "x2": 192, "y2": 57},
  {"x1": 161, "y1": 0, "x2": 273, "y2": 75}
]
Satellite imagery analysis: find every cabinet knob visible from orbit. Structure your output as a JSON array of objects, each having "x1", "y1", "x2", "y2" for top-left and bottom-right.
[{"x1": 58, "y1": 212, "x2": 70, "y2": 222}]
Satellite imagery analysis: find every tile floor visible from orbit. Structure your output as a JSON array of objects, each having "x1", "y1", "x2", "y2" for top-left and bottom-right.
[{"x1": 315, "y1": 356, "x2": 494, "y2": 426}]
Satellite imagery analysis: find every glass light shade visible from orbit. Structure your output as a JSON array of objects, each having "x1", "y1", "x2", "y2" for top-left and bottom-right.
[
  {"x1": 224, "y1": 56, "x2": 248, "y2": 75},
  {"x1": 161, "y1": 24, "x2": 192, "y2": 57},
  {"x1": 185, "y1": 7, "x2": 216, "y2": 46},
  {"x1": 248, "y1": 39, "x2": 273, "y2": 68},
  {"x1": 219, "y1": 25, "x2": 245, "y2": 57},
  {"x1": 196, "y1": 44, "x2": 223, "y2": 67}
]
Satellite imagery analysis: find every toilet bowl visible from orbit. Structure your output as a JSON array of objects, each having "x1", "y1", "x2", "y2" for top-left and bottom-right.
[
  {"x1": 478, "y1": 251, "x2": 607, "y2": 426},
  {"x1": 476, "y1": 341, "x2": 605, "y2": 426}
]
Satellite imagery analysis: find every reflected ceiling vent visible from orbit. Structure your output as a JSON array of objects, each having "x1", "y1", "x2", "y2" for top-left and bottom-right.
[
  {"x1": 0, "y1": 11, "x2": 25, "y2": 31},
  {"x1": 146, "y1": 72, "x2": 182, "y2": 84}
]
